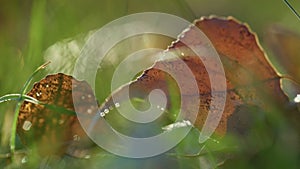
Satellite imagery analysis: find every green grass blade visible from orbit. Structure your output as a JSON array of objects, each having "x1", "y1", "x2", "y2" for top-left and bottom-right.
[
  {"x1": 26, "y1": 0, "x2": 46, "y2": 63},
  {"x1": 0, "y1": 94, "x2": 39, "y2": 104},
  {"x1": 10, "y1": 61, "x2": 50, "y2": 160}
]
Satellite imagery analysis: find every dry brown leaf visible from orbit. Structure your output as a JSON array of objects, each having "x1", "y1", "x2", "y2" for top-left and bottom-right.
[
  {"x1": 100, "y1": 16, "x2": 288, "y2": 136},
  {"x1": 17, "y1": 73, "x2": 97, "y2": 156}
]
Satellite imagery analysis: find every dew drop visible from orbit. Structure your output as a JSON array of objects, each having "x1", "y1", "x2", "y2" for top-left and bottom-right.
[
  {"x1": 87, "y1": 94, "x2": 92, "y2": 98},
  {"x1": 81, "y1": 96, "x2": 85, "y2": 100},
  {"x1": 160, "y1": 107, "x2": 165, "y2": 111},
  {"x1": 213, "y1": 139, "x2": 220, "y2": 144},
  {"x1": 21, "y1": 156, "x2": 28, "y2": 164},
  {"x1": 104, "y1": 109, "x2": 109, "y2": 114},
  {"x1": 181, "y1": 52, "x2": 185, "y2": 56},
  {"x1": 87, "y1": 108, "x2": 92, "y2": 114},
  {"x1": 73, "y1": 135, "x2": 80, "y2": 141},
  {"x1": 162, "y1": 120, "x2": 192, "y2": 132},
  {"x1": 109, "y1": 106, "x2": 113, "y2": 110},
  {"x1": 46, "y1": 84, "x2": 49, "y2": 88},
  {"x1": 59, "y1": 119, "x2": 64, "y2": 125},
  {"x1": 157, "y1": 105, "x2": 160, "y2": 109},
  {"x1": 22, "y1": 121, "x2": 32, "y2": 131},
  {"x1": 100, "y1": 112, "x2": 105, "y2": 117},
  {"x1": 115, "y1": 102, "x2": 120, "y2": 108},
  {"x1": 84, "y1": 155, "x2": 91, "y2": 159},
  {"x1": 294, "y1": 94, "x2": 300, "y2": 103},
  {"x1": 36, "y1": 92, "x2": 40, "y2": 97}
]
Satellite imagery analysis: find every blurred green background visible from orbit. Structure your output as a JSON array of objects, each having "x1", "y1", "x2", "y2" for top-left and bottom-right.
[
  {"x1": 0, "y1": 0, "x2": 299, "y2": 94},
  {"x1": 0, "y1": 0, "x2": 300, "y2": 168}
]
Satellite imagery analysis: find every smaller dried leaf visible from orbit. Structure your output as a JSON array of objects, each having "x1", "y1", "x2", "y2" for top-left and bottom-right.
[{"x1": 17, "y1": 73, "x2": 97, "y2": 157}]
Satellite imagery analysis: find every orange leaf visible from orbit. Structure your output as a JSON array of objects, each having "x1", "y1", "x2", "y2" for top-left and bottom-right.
[
  {"x1": 17, "y1": 73, "x2": 97, "y2": 157},
  {"x1": 100, "y1": 16, "x2": 288, "y2": 136}
]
